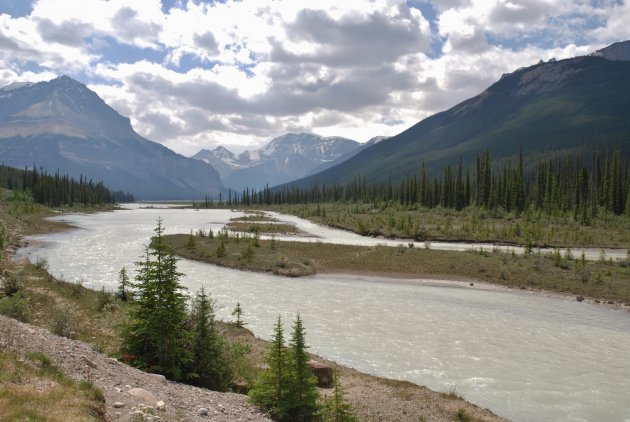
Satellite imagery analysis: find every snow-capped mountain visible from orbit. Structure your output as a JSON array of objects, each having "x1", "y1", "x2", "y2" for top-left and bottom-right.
[
  {"x1": 0, "y1": 76, "x2": 224, "y2": 200},
  {"x1": 192, "y1": 133, "x2": 361, "y2": 190}
]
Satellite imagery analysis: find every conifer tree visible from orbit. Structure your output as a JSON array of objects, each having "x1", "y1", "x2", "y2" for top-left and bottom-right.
[
  {"x1": 249, "y1": 316, "x2": 291, "y2": 421},
  {"x1": 232, "y1": 302, "x2": 246, "y2": 328},
  {"x1": 121, "y1": 218, "x2": 190, "y2": 380},
  {"x1": 286, "y1": 313, "x2": 319, "y2": 420},
  {"x1": 322, "y1": 370, "x2": 357, "y2": 422},
  {"x1": 187, "y1": 287, "x2": 232, "y2": 391},
  {"x1": 117, "y1": 267, "x2": 130, "y2": 301}
]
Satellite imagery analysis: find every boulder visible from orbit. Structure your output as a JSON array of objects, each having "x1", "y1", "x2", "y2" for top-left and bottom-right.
[
  {"x1": 127, "y1": 387, "x2": 157, "y2": 403},
  {"x1": 307, "y1": 360, "x2": 333, "y2": 388}
]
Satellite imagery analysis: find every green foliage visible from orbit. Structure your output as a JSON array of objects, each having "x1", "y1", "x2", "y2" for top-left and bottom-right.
[
  {"x1": 322, "y1": 370, "x2": 358, "y2": 422},
  {"x1": 186, "y1": 287, "x2": 233, "y2": 391},
  {"x1": 249, "y1": 316, "x2": 292, "y2": 421},
  {"x1": 0, "y1": 294, "x2": 29, "y2": 322},
  {"x1": 216, "y1": 239, "x2": 226, "y2": 257},
  {"x1": 286, "y1": 313, "x2": 319, "y2": 420},
  {"x1": 117, "y1": 267, "x2": 131, "y2": 301},
  {"x1": 122, "y1": 218, "x2": 190, "y2": 381},
  {"x1": 186, "y1": 229, "x2": 196, "y2": 249},
  {"x1": 232, "y1": 302, "x2": 246, "y2": 328},
  {"x1": 0, "y1": 163, "x2": 134, "y2": 207},
  {"x1": 1, "y1": 270, "x2": 23, "y2": 297},
  {"x1": 249, "y1": 314, "x2": 319, "y2": 421},
  {"x1": 95, "y1": 287, "x2": 115, "y2": 312},
  {"x1": 49, "y1": 306, "x2": 77, "y2": 338},
  {"x1": 0, "y1": 218, "x2": 6, "y2": 258}
]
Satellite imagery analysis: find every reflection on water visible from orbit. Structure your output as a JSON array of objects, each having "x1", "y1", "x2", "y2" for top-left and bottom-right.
[{"x1": 17, "y1": 205, "x2": 630, "y2": 422}]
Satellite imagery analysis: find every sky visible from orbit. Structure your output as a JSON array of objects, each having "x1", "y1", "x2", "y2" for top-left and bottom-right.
[{"x1": 0, "y1": 0, "x2": 628, "y2": 156}]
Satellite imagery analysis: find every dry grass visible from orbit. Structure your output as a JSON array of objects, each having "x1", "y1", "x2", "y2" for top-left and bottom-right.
[
  {"x1": 226, "y1": 221, "x2": 298, "y2": 234},
  {"x1": 0, "y1": 351, "x2": 105, "y2": 421},
  {"x1": 234, "y1": 202, "x2": 630, "y2": 249},
  {"x1": 166, "y1": 233, "x2": 630, "y2": 305}
]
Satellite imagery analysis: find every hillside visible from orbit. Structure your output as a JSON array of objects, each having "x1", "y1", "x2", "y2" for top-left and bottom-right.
[
  {"x1": 0, "y1": 76, "x2": 224, "y2": 200},
  {"x1": 279, "y1": 46, "x2": 630, "y2": 189}
]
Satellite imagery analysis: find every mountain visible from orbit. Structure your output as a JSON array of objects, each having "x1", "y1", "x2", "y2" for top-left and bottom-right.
[
  {"x1": 305, "y1": 135, "x2": 388, "y2": 177},
  {"x1": 0, "y1": 76, "x2": 223, "y2": 200},
  {"x1": 192, "y1": 133, "x2": 359, "y2": 190},
  {"x1": 591, "y1": 40, "x2": 630, "y2": 61},
  {"x1": 279, "y1": 44, "x2": 630, "y2": 190}
]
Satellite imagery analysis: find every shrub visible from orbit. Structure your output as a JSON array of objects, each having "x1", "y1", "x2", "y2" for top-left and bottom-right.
[
  {"x1": 95, "y1": 287, "x2": 115, "y2": 312},
  {"x1": 50, "y1": 306, "x2": 77, "y2": 339},
  {"x1": 0, "y1": 294, "x2": 29, "y2": 322},
  {"x1": 1, "y1": 271, "x2": 23, "y2": 297}
]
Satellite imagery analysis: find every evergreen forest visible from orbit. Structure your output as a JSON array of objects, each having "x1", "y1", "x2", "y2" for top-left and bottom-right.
[
  {"x1": 0, "y1": 164, "x2": 134, "y2": 206},
  {"x1": 219, "y1": 148, "x2": 630, "y2": 222}
]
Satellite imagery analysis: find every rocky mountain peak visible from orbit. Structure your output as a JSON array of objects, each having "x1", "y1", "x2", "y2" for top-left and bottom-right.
[{"x1": 591, "y1": 40, "x2": 630, "y2": 61}]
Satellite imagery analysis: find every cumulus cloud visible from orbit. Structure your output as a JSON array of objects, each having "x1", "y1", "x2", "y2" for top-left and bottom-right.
[{"x1": 0, "y1": 0, "x2": 626, "y2": 155}]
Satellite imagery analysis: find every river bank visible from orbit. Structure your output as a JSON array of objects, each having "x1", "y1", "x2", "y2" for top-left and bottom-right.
[
  {"x1": 164, "y1": 230, "x2": 630, "y2": 307},
  {"x1": 1, "y1": 202, "x2": 507, "y2": 421}
]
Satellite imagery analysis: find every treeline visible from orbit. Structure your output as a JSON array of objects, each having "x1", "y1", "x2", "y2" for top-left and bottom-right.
[
  {"x1": 0, "y1": 164, "x2": 134, "y2": 206},
  {"x1": 212, "y1": 148, "x2": 629, "y2": 221}
]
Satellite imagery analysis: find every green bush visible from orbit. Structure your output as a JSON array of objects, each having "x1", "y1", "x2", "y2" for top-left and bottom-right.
[
  {"x1": 49, "y1": 306, "x2": 77, "y2": 339},
  {"x1": 0, "y1": 294, "x2": 29, "y2": 322}
]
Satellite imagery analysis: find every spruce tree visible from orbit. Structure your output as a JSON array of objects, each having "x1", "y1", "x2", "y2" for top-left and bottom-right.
[
  {"x1": 117, "y1": 267, "x2": 130, "y2": 301},
  {"x1": 121, "y1": 218, "x2": 190, "y2": 380},
  {"x1": 232, "y1": 302, "x2": 246, "y2": 328},
  {"x1": 249, "y1": 316, "x2": 291, "y2": 421},
  {"x1": 286, "y1": 313, "x2": 319, "y2": 420},
  {"x1": 322, "y1": 370, "x2": 357, "y2": 422},
  {"x1": 187, "y1": 287, "x2": 232, "y2": 391}
]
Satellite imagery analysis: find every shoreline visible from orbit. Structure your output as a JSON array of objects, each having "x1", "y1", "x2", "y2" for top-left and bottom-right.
[{"x1": 5, "y1": 206, "x2": 510, "y2": 421}]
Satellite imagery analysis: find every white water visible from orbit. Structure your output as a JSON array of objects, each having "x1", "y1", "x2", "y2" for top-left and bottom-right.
[{"x1": 17, "y1": 205, "x2": 630, "y2": 422}]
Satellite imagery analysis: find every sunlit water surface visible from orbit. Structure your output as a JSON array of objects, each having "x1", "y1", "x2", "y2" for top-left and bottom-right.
[{"x1": 17, "y1": 205, "x2": 630, "y2": 422}]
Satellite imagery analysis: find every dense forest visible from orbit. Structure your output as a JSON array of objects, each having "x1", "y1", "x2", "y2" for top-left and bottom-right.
[
  {"x1": 212, "y1": 148, "x2": 630, "y2": 221},
  {"x1": 0, "y1": 164, "x2": 134, "y2": 206}
]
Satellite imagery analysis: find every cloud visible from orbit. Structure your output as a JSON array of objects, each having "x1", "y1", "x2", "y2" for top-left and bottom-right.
[{"x1": 0, "y1": 0, "x2": 625, "y2": 155}]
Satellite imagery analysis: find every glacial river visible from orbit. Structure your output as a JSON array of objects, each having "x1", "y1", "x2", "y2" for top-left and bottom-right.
[{"x1": 17, "y1": 205, "x2": 630, "y2": 422}]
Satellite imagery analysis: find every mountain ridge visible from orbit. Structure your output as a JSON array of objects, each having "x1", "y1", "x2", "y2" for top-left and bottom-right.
[
  {"x1": 192, "y1": 132, "x2": 361, "y2": 191},
  {"x1": 276, "y1": 48, "x2": 630, "y2": 191},
  {"x1": 0, "y1": 76, "x2": 224, "y2": 200}
]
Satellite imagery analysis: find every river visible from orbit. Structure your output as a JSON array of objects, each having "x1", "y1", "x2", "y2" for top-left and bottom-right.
[{"x1": 17, "y1": 205, "x2": 630, "y2": 422}]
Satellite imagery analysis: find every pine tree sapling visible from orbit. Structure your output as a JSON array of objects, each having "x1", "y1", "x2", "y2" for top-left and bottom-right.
[
  {"x1": 322, "y1": 370, "x2": 358, "y2": 422},
  {"x1": 232, "y1": 302, "x2": 246, "y2": 328},
  {"x1": 117, "y1": 267, "x2": 130, "y2": 301},
  {"x1": 187, "y1": 287, "x2": 233, "y2": 391},
  {"x1": 249, "y1": 316, "x2": 291, "y2": 421}
]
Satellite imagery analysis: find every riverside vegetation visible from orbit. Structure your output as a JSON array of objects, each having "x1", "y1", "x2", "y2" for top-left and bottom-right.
[
  {"x1": 0, "y1": 189, "x2": 501, "y2": 421},
  {"x1": 165, "y1": 225, "x2": 630, "y2": 306}
]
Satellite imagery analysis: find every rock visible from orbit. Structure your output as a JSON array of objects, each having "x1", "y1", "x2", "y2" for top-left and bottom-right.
[
  {"x1": 156, "y1": 400, "x2": 166, "y2": 411},
  {"x1": 127, "y1": 387, "x2": 157, "y2": 403},
  {"x1": 82, "y1": 356, "x2": 97, "y2": 368},
  {"x1": 307, "y1": 360, "x2": 333, "y2": 387},
  {"x1": 147, "y1": 373, "x2": 167, "y2": 384},
  {"x1": 198, "y1": 407, "x2": 209, "y2": 416},
  {"x1": 113, "y1": 401, "x2": 125, "y2": 408},
  {"x1": 576, "y1": 295, "x2": 584, "y2": 302}
]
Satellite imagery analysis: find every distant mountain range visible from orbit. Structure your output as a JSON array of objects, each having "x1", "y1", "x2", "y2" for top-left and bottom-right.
[
  {"x1": 192, "y1": 133, "x2": 385, "y2": 191},
  {"x1": 279, "y1": 41, "x2": 630, "y2": 190},
  {"x1": 0, "y1": 76, "x2": 223, "y2": 200}
]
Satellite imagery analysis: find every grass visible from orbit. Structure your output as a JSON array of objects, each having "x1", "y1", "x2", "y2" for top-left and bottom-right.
[
  {"x1": 0, "y1": 351, "x2": 105, "y2": 421},
  {"x1": 226, "y1": 221, "x2": 298, "y2": 234},
  {"x1": 165, "y1": 232, "x2": 630, "y2": 305},
  {"x1": 0, "y1": 196, "x2": 507, "y2": 422},
  {"x1": 226, "y1": 202, "x2": 630, "y2": 249}
]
